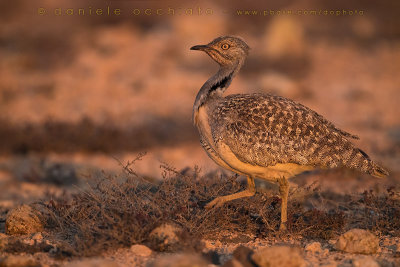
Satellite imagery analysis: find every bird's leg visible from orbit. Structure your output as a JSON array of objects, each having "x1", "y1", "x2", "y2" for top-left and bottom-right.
[
  {"x1": 278, "y1": 178, "x2": 289, "y2": 231},
  {"x1": 205, "y1": 175, "x2": 255, "y2": 209}
]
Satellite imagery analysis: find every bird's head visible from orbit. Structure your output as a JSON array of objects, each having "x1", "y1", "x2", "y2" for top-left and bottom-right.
[{"x1": 190, "y1": 36, "x2": 250, "y2": 67}]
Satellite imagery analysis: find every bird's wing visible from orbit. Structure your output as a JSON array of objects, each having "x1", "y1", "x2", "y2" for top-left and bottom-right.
[{"x1": 217, "y1": 94, "x2": 361, "y2": 169}]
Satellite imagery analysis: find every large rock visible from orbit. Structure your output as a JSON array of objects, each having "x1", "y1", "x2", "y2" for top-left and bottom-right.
[
  {"x1": 335, "y1": 229, "x2": 379, "y2": 254},
  {"x1": 5, "y1": 205, "x2": 44, "y2": 235},
  {"x1": 251, "y1": 245, "x2": 306, "y2": 267},
  {"x1": 149, "y1": 253, "x2": 209, "y2": 267}
]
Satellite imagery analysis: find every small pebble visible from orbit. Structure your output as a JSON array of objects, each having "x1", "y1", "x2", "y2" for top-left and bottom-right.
[
  {"x1": 32, "y1": 232, "x2": 43, "y2": 242},
  {"x1": 130, "y1": 244, "x2": 152, "y2": 257},
  {"x1": 252, "y1": 245, "x2": 306, "y2": 267},
  {"x1": 305, "y1": 242, "x2": 322, "y2": 254}
]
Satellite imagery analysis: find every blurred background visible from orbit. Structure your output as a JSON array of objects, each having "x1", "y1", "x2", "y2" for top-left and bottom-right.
[{"x1": 0, "y1": 0, "x2": 399, "y2": 205}]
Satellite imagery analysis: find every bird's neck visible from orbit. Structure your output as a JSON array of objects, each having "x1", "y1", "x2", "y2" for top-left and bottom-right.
[{"x1": 193, "y1": 61, "x2": 242, "y2": 119}]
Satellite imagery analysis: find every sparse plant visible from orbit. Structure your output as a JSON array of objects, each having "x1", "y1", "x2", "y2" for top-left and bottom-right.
[{"x1": 38, "y1": 159, "x2": 399, "y2": 256}]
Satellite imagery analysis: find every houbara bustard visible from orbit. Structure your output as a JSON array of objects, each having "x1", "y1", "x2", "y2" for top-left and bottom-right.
[{"x1": 190, "y1": 36, "x2": 388, "y2": 230}]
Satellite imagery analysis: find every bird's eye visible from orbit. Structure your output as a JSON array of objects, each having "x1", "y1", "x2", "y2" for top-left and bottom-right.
[{"x1": 221, "y1": 43, "x2": 230, "y2": 50}]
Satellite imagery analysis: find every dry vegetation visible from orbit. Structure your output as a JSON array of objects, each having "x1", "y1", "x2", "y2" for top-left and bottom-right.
[{"x1": 26, "y1": 158, "x2": 397, "y2": 258}]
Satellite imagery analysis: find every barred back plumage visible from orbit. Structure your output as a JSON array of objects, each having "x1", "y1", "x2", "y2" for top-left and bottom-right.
[
  {"x1": 209, "y1": 93, "x2": 387, "y2": 178},
  {"x1": 190, "y1": 36, "x2": 388, "y2": 230}
]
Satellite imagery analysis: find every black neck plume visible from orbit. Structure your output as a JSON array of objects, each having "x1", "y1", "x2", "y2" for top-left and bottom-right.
[
  {"x1": 193, "y1": 67, "x2": 235, "y2": 114},
  {"x1": 209, "y1": 71, "x2": 233, "y2": 93}
]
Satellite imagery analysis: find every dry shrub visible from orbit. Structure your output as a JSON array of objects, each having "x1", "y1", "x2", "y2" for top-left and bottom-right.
[
  {"x1": 289, "y1": 209, "x2": 346, "y2": 239},
  {"x1": 44, "y1": 161, "x2": 267, "y2": 256},
  {"x1": 352, "y1": 189, "x2": 400, "y2": 236},
  {"x1": 41, "y1": 159, "x2": 398, "y2": 256}
]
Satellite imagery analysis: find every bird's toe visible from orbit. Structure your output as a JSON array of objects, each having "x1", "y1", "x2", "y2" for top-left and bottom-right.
[{"x1": 205, "y1": 197, "x2": 225, "y2": 209}]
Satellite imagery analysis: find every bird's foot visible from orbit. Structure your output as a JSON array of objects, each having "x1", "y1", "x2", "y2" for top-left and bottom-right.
[
  {"x1": 205, "y1": 189, "x2": 255, "y2": 210},
  {"x1": 205, "y1": 196, "x2": 227, "y2": 210}
]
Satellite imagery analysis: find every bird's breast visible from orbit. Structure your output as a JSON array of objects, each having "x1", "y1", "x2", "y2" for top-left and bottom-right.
[{"x1": 194, "y1": 105, "x2": 214, "y2": 145}]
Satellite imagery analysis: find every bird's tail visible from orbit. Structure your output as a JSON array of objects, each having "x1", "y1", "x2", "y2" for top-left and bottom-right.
[
  {"x1": 370, "y1": 162, "x2": 389, "y2": 178},
  {"x1": 344, "y1": 148, "x2": 389, "y2": 178},
  {"x1": 355, "y1": 148, "x2": 389, "y2": 178}
]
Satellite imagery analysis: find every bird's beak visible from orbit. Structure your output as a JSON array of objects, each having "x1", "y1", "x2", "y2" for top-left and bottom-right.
[{"x1": 190, "y1": 44, "x2": 209, "y2": 51}]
